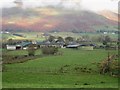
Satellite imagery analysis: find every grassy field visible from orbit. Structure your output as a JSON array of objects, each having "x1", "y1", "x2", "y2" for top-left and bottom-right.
[
  {"x1": 50, "y1": 32, "x2": 118, "y2": 39},
  {"x1": 2, "y1": 32, "x2": 46, "y2": 41},
  {"x1": 2, "y1": 49, "x2": 118, "y2": 88},
  {"x1": 2, "y1": 32, "x2": 118, "y2": 42}
]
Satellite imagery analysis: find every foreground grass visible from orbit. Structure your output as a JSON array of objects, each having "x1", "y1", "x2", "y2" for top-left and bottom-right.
[
  {"x1": 3, "y1": 49, "x2": 118, "y2": 88},
  {"x1": 3, "y1": 72, "x2": 118, "y2": 88}
]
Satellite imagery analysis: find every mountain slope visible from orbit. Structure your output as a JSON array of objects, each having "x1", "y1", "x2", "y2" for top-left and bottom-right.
[
  {"x1": 2, "y1": 7, "x2": 118, "y2": 32},
  {"x1": 98, "y1": 10, "x2": 118, "y2": 22}
]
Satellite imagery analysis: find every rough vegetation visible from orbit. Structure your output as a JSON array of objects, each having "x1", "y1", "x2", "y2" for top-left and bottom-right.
[
  {"x1": 27, "y1": 44, "x2": 37, "y2": 56},
  {"x1": 41, "y1": 46, "x2": 58, "y2": 55},
  {"x1": 98, "y1": 53, "x2": 119, "y2": 77}
]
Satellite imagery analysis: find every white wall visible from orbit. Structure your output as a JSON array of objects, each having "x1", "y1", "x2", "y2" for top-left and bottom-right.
[{"x1": 6, "y1": 45, "x2": 16, "y2": 50}]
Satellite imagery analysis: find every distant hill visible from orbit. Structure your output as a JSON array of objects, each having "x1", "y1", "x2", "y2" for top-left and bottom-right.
[
  {"x1": 2, "y1": 7, "x2": 118, "y2": 32},
  {"x1": 98, "y1": 10, "x2": 118, "y2": 22}
]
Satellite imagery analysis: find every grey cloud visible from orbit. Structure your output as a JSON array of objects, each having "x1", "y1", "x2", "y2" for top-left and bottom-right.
[{"x1": 2, "y1": 7, "x2": 39, "y2": 18}]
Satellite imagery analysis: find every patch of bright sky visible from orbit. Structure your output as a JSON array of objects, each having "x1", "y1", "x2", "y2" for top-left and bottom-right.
[{"x1": 0, "y1": 0, "x2": 119, "y2": 13}]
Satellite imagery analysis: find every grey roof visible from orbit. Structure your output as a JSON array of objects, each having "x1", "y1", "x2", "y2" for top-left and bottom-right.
[{"x1": 16, "y1": 42, "x2": 32, "y2": 47}]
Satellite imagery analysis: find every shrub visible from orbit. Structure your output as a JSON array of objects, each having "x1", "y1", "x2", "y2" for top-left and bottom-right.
[
  {"x1": 27, "y1": 44, "x2": 36, "y2": 56},
  {"x1": 41, "y1": 46, "x2": 58, "y2": 55},
  {"x1": 98, "y1": 54, "x2": 119, "y2": 77},
  {"x1": 99, "y1": 60, "x2": 110, "y2": 74},
  {"x1": 109, "y1": 60, "x2": 119, "y2": 76}
]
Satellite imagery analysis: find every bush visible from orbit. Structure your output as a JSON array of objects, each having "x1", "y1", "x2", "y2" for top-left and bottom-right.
[
  {"x1": 98, "y1": 54, "x2": 119, "y2": 77},
  {"x1": 27, "y1": 44, "x2": 36, "y2": 56},
  {"x1": 109, "y1": 60, "x2": 119, "y2": 76},
  {"x1": 99, "y1": 60, "x2": 110, "y2": 74},
  {"x1": 41, "y1": 46, "x2": 58, "y2": 55}
]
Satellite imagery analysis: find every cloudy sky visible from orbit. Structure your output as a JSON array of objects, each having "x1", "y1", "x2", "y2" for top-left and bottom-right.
[{"x1": 0, "y1": 0, "x2": 119, "y2": 13}]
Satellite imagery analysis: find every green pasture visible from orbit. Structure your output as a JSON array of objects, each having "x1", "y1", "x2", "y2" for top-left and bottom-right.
[
  {"x1": 50, "y1": 32, "x2": 118, "y2": 39},
  {"x1": 3, "y1": 72, "x2": 118, "y2": 88},
  {"x1": 2, "y1": 32, "x2": 118, "y2": 42},
  {"x1": 2, "y1": 32, "x2": 46, "y2": 41},
  {"x1": 2, "y1": 49, "x2": 118, "y2": 88}
]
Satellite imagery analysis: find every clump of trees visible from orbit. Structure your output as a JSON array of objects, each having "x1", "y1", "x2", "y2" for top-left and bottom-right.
[
  {"x1": 41, "y1": 46, "x2": 58, "y2": 55},
  {"x1": 109, "y1": 60, "x2": 119, "y2": 76},
  {"x1": 48, "y1": 36, "x2": 56, "y2": 42},
  {"x1": 102, "y1": 35, "x2": 111, "y2": 48},
  {"x1": 57, "y1": 36, "x2": 64, "y2": 42},
  {"x1": 65, "y1": 37, "x2": 74, "y2": 42}
]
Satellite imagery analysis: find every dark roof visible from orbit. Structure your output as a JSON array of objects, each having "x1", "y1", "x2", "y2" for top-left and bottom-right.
[
  {"x1": 79, "y1": 44, "x2": 96, "y2": 46},
  {"x1": 89, "y1": 44, "x2": 96, "y2": 46},
  {"x1": 80, "y1": 44, "x2": 87, "y2": 46},
  {"x1": 16, "y1": 42, "x2": 32, "y2": 47}
]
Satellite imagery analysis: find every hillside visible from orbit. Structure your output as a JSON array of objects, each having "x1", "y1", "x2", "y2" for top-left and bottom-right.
[
  {"x1": 2, "y1": 7, "x2": 118, "y2": 32},
  {"x1": 98, "y1": 10, "x2": 118, "y2": 22}
]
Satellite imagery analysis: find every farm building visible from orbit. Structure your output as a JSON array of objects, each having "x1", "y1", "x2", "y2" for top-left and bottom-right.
[
  {"x1": 66, "y1": 42, "x2": 80, "y2": 49},
  {"x1": 6, "y1": 45, "x2": 18, "y2": 50},
  {"x1": 79, "y1": 44, "x2": 94, "y2": 50},
  {"x1": 79, "y1": 46, "x2": 94, "y2": 50},
  {"x1": 6, "y1": 41, "x2": 33, "y2": 50},
  {"x1": 19, "y1": 42, "x2": 33, "y2": 50},
  {"x1": 37, "y1": 41, "x2": 65, "y2": 48}
]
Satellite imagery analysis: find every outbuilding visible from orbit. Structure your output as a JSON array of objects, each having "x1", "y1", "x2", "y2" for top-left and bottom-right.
[
  {"x1": 6, "y1": 41, "x2": 33, "y2": 50},
  {"x1": 6, "y1": 45, "x2": 17, "y2": 50}
]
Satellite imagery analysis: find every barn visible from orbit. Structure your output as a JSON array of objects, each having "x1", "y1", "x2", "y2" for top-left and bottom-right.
[{"x1": 6, "y1": 42, "x2": 32, "y2": 50}]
